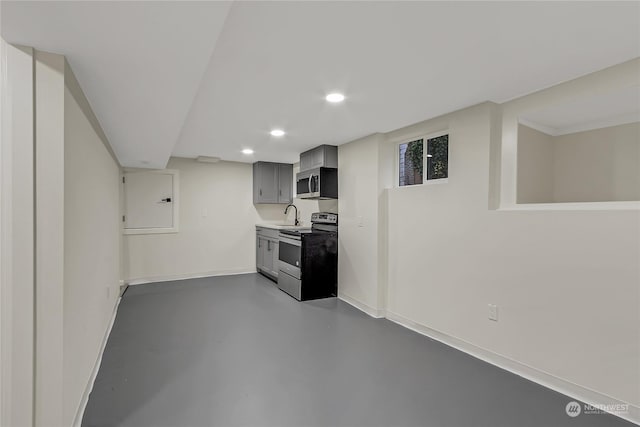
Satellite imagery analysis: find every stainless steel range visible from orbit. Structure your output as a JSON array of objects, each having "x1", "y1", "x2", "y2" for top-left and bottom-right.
[{"x1": 277, "y1": 212, "x2": 338, "y2": 301}]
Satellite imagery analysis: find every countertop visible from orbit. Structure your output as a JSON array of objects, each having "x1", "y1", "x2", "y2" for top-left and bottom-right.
[{"x1": 256, "y1": 223, "x2": 311, "y2": 231}]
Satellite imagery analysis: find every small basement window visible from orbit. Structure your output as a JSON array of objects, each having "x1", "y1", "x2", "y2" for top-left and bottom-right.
[{"x1": 398, "y1": 132, "x2": 449, "y2": 186}]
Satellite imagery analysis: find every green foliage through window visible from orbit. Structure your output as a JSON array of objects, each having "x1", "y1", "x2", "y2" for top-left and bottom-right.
[
  {"x1": 407, "y1": 140, "x2": 423, "y2": 178},
  {"x1": 399, "y1": 139, "x2": 423, "y2": 186},
  {"x1": 398, "y1": 134, "x2": 448, "y2": 186},
  {"x1": 426, "y1": 135, "x2": 448, "y2": 180}
]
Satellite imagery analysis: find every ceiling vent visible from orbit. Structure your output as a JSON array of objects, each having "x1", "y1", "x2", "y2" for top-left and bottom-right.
[{"x1": 196, "y1": 156, "x2": 221, "y2": 163}]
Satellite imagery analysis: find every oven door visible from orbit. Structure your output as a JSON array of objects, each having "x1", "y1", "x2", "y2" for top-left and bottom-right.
[
  {"x1": 278, "y1": 235, "x2": 302, "y2": 279},
  {"x1": 296, "y1": 169, "x2": 320, "y2": 199}
]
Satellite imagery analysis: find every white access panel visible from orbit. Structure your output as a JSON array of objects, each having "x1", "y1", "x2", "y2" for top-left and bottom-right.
[{"x1": 124, "y1": 170, "x2": 179, "y2": 234}]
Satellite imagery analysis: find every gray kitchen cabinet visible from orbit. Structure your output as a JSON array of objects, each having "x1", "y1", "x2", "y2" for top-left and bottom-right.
[
  {"x1": 299, "y1": 145, "x2": 338, "y2": 172},
  {"x1": 256, "y1": 227, "x2": 279, "y2": 280},
  {"x1": 267, "y1": 238, "x2": 278, "y2": 276},
  {"x1": 263, "y1": 239, "x2": 274, "y2": 273},
  {"x1": 253, "y1": 162, "x2": 293, "y2": 204},
  {"x1": 278, "y1": 163, "x2": 293, "y2": 204},
  {"x1": 253, "y1": 162, "x2": 278, "y2": 203},
  {"x1": 257, "y1": 236, "x2": 266, "y2": 272}
]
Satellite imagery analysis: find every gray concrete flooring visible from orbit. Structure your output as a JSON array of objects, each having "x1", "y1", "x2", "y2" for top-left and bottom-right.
[{"x1": 83, "y1": 273, "x2": 630, "y2": 427}]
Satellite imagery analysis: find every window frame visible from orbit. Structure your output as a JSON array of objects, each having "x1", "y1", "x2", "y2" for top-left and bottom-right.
[{"x1": 395, "y1": 130, "x2": 449, "y2": 188}]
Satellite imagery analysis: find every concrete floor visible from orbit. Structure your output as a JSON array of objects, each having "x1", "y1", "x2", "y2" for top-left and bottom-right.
[{"x1": 83, "y1": 273, "x2": 631, "y2": 427}]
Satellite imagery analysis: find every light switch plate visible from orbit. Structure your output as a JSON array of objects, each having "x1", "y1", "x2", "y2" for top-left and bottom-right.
[{"x1": 488, "y1": 304, "x2": 498, "y2": 321}]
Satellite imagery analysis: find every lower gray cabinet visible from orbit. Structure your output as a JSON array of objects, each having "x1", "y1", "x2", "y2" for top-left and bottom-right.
[
  {"x1": 257, "y1": 236, "x2": 266, "y2": 272},
  {"x1": 256, "y1": 227, "x2": 279, "y2": 280}
]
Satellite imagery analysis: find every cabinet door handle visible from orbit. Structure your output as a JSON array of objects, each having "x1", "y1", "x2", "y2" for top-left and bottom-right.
[
  {"x1": 308, "y1": 174, "x2": 313, "y2": 194},
  {"x1": 260, "y1": 189, "x2": 262, "y2": 196},
  {"x1": 258, "y1": 239, "x2": 261, "y2": 248},
  {"x1": 279, "y1": 189, "x2": 282, "y2": 196},
  {"x1": 267, "y1": 240, "x2": 271, "y2": 251}
]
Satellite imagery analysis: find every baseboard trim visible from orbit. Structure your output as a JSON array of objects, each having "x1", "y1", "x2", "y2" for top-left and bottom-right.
[
  {"x1": 385, "y1": 310, "x2": 639, "y2": 426},
  {"x1": 72, "y1": 296, "x2": 122, "y2": 427},
  {"x1": 125, "y1": 269, "x2": 257, "y2": 286},
  {"x1": 338, "y1": 292, "x2": 385, "y2": 318}
]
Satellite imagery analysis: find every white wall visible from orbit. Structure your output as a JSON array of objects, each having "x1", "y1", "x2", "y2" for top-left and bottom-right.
[
  {"x1": 0, "y1": 45, "x2": 122, "y2": 426},
  {"x1": 125, "y1": 158, "x2": 258, "y2": 281},
  {"x1": 34, "y1": 49, "x2": 65, "y2": 426},
  {"x1": 517, "y1": 124, "x2": 554, "y2": 203},
  {"x1": 0, "y1": 41, "x2": 35, "y2": 427},
  {"x1": 554, "y1": 122, "x2": 640, "y2": 202},
  {"x1": 63, "y1": 63, "x2": 121, "y2": 426},
  {"x1": 517, "y1": 122, "x2": 640, "y2": 203},
  {"x1": 124, "y1": 158, "x2": 337, "y2": 282},
  {"x1": 337, "y1": 134, "x2": 387, "y2": 315},
  {"x1": 501, "y1": 59, "x2": 640, "y2": 207},
  {"x1": 385, "y1": 102, "x2": 639, "y2": 410},
  {"x1": 337, "y1": 59, "x2": 640, "y2": 421}
]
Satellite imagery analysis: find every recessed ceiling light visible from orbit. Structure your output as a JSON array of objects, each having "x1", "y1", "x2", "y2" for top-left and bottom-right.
[
  {"x1": 270, "y1": 129, "x2": 285, "y2": 137},
  {"x1": 242, "y1": 148, "x2": 254, "y2": 155},
  {"x1": 326, "y1": 93, "x2": 345, "y2": 103}
]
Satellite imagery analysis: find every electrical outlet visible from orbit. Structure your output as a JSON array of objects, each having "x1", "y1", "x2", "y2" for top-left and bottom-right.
[{"x1": 488, "y1": 304, "x2": 498, "y2": 321}]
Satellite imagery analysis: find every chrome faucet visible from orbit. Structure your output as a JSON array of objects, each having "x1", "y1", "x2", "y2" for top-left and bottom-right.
[{"x1": 284, "y1": 204, "x2": 299, "y2": 226}]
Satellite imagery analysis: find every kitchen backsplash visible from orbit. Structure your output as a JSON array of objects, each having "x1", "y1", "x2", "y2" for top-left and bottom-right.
[{"x1": 255, "y1": 198, "x2": 337, "y2": 226}]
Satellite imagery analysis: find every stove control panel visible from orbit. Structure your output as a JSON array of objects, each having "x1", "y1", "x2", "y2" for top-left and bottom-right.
[{"x1": 311, "y1": 212, "x2": 338, "y2": 225}]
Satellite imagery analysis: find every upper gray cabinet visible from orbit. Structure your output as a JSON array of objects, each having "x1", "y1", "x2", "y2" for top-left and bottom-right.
[
  {"x1": 277, "y1": 163, "x2": 293, "y2": 204},
  {"x1": 299, "y1": 145, "x2": 338, "y2": 172},
  {"x1": 253, "y1": 162, "x2": 293, "y2": 204}
]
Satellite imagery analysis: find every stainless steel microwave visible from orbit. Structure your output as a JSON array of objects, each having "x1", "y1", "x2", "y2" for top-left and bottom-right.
[{"x1": 296, "y1": 167, "x2": 338, "y2": 200}]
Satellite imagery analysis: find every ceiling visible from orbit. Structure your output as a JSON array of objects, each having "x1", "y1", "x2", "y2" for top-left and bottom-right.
[
  {"x1": 2, "y1": 1, "x2": 232, "y2": 168},
  {"x1": 3, "y1": 1, "x2": 639, "y2": 168},
  {"x1": 520, "y1": 86, "x2": 640, "y2": 136}
]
